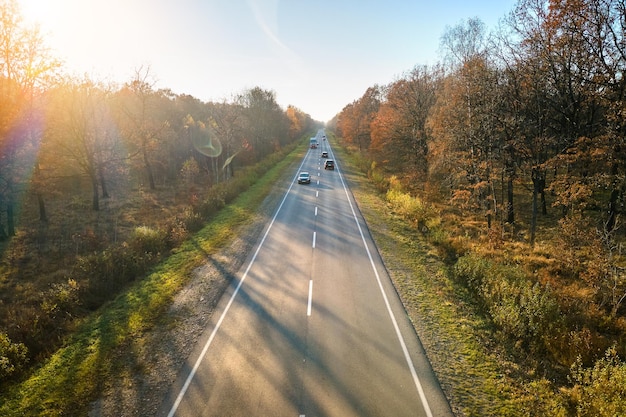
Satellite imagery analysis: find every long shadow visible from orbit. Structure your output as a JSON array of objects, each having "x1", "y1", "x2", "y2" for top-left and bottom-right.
[{"x1": 160, "y1": 251, "x2": 424, "y2": 416}]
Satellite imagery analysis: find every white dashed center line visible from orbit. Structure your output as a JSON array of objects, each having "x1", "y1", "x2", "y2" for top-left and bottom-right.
[{"x1": 307, "y1": 280, "x2": 313, "y2": 316}]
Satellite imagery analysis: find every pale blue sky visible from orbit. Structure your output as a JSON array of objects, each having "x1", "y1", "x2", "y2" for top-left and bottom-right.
[{"x1": 20, "y1": 0, "x2": 517, "y2": 122}]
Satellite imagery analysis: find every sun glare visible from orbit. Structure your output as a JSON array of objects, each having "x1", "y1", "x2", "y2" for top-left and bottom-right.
[{"x1": 18, "y1": 0, "x2": 61, "y2": 28}]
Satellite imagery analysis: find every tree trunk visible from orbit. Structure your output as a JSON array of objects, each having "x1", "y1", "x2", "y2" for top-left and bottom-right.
[
  {"x1": 486, "y1": 182, "x2": 492, "y2": 229},
  {"x1": 91, "y1": 174, "x2": 100, "y2": 211},
  {"x1": 34, "y1": 164, "x2": 48, "y2": 222},
  {"x1": 0, "y1": 212, "x2": 6, "y2": 241},
  {"x1": 143, "y1": 147, "x2": 156, "y2": 190},
  {"x1": 213, "y1": 157, "x2": 220, "y2": 184},
  {"x1": 0, "y1": 195, "x2": 5, "y2": 241},
  {"x1": 7, "y1": 201, "x2": 15, "y2": 236},
  {"x1": 504, "y1": 145, "x2": 516, "y2": 224},
  {"x1": 530, "y1": 167, "x2": 544, "y2": 247},
  {"x1": 98, "y1": 164, "x2": 109, "y2": 199},
  {"x1": 606, "y1": 161, "x2": 621, "y2": 232},
  {"x1": 37, "y1": 193, "x2": 47, "y2": 223},
  {"x1": 606, "y1": 187, "x2": 620, "y2": 232},
  {"x1": 506, "y1": 176, "x2": 515, "y2": 224},
  {"x1": 531, "y1": 188, "x2": 538, "y2": 247}
]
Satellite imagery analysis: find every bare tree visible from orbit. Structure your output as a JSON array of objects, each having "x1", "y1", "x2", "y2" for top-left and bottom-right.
[
  {"x1": 116, "y1": 67, "x2": 170, "y2": 190},
  {"x1": 46, "y1": 79, "x2": 123, "y2": 211},
  {"x1": 208, "y1": 100, "x2": 244, "y2": 181}
]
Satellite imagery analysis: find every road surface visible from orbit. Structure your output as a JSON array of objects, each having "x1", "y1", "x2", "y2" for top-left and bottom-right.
[{"x1": 159, "y1": 130, "x2": 453, "y2": 417}]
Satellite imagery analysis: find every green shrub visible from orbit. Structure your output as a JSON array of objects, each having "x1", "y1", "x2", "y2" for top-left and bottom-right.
[
  {"x1": 569, "y1": 346, "x2": 626, "y2": 417},
  {"x1": 41, "y1": 279, "x2": 81, "y2": 319},
  {"x1": 369, "y1": 162, "x2": 389, "y2": 193},
  {"x1": 0, "y1": 332, "x2": 28, "y2": 380},
  {"x1": 453, "y1": 254, "x2": 563, "y2": 352},
  {"x1": 385, "y1": 188, "x2": 440, "y2": 228},
  {"x1": 453, "y1": 253, "x2": 492, "y2": 293},
  {"x1": 76, "y1": 245, "x2": 157, "y2": 309},
  {"x1": 488, "y1": 280, "x2": 561, "y2": 345},
  {"x1": 129, "y1": 226, "x2": 167, "y2": 254},
  {"x1": 199, "y1": 187, "x2": 226, "y2": 218},
  {"x1": 351, "y1": 152, "x2": 371, "y2": 174},
  {"x1": 517, "y1": 379, "x2": 569, "y2": 417},
  {"x1": 179, "y1": 207, "x2": 204, "y2": 233}
]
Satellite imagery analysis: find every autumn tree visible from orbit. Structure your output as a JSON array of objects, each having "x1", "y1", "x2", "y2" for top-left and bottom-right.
[
  {"x1": 115, "y1": 67, "x2": 170, "y2": 190},
  {"x1": 370, "y1": 65, "x2": 442, "y2": 182},
  {"x1": 286, "y1": 105, "x2": 313, "y2": 141},
  {"x1": 183, "y1": 114, "x2": 217, "y2": 183},
  {"x1": 524, "y1": 0, "x2": 626, "y2": 318},
  {"x1": 237, "y1": 87, "x2": 290, "y2": 161},
  {"x1": 430, "y1": 18, "x2": 506, "y2": 228},
  {"x1": 548, "y1": 0, "x2": 626, "y2": 233},
  {"x1": 337, "y1": 86, "x2": 381, "y2": 153},
  {"x1": 505, "y1": 0, "x2": 607, "y2": 244},
  {"x1": 336, "y1": 102, "x2": 356, "y2": 145},
  {"x1": 163, "y1": 92, "x2": 210, "y2": 181},
  {"x1": 0, "y1": 0, "x2": 58, "y2": 236},
  {"x1": 45, "y1": 79, "x2": 125, "y2": 211}
]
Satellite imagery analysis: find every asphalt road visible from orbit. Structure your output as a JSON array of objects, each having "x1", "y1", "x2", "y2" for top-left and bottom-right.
[{"x1": 159, "y1": 130, "x2": 453, "y2": 417}]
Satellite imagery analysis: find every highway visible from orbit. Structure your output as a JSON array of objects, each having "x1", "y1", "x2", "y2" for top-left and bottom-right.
[{"x1": 159, "y1": 129, "x2": 453, "y2": 417}]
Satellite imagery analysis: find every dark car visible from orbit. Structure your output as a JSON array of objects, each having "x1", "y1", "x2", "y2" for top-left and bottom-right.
[
  {"x1": 298, "y1": 172, "x2": 311, "y2": 184},
  {"x1": 321, "y1": 151, "x2": 328, "y2": 158},
  {"x1": 324, "y1": 160, "x2": 335, "y2": 170}
]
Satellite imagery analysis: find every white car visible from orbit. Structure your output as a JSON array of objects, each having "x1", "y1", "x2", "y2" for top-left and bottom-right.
[{"x1": 298, "y1": 172, "x2": 311, "y2": 184}]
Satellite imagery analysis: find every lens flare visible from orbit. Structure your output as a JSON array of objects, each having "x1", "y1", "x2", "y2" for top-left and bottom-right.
[{"x1": 191, "y1": 133, "x2": 222, "y2": 158}]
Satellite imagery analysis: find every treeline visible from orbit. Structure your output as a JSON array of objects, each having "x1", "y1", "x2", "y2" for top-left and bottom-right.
[
  {"x1": 2, "y1": 69, "x2": 315, "y2": 229},
  {"x1": 330, "y1": 0, "x2": 626, "y2": 414},
  {"x1": 0, "y1": 0, "x2": 317, "y2": 381}
]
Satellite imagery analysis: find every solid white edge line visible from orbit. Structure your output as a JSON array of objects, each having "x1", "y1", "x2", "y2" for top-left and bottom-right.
[
  {"x1": 166, "y1": 150, "x2": 311, "y2": 417},
  {"x1": 335, "y1": 155, "x2": 434, "y2": 417},
  {"x1": 307, "y1": 280, "x2": 313, "y2": 316}
]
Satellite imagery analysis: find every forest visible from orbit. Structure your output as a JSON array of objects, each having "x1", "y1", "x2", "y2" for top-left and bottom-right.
[
  {"x1": 2, "y1": 0, "x2": 626, "y2": 415},
  {"x1": 328, "y1": 0, "x2": 626, "y2": 414},
  {"x1": 0, "y1": 0, "x2": 317, "y2": 390}
]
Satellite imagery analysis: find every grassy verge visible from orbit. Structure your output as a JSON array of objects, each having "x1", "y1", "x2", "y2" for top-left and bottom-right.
[
  {"x1": 0, "y1": 141, "x2": 306, "y2": 417},
  {"x1": 331, "y1": 135, "x2": 520, "y2": 416}
]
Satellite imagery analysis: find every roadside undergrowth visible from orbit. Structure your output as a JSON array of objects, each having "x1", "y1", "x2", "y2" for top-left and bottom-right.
[
  {"x1": 0, "y1": 140, "x2": 307, "y2": 417},
  {"x1": 331, "y1": 135, "x2": 521, "y2": 416}
]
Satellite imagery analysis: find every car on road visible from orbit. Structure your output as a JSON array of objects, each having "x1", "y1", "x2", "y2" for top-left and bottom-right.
[
  {"x1": 321, "y1": 151, "x2": 328, "y2": 158},
  {"x1": 324, "y1": 160, "x2": 335, "y2": 170},
  {"x1": 297, "y1": 172, "x2": 311, "y2": 184}
]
